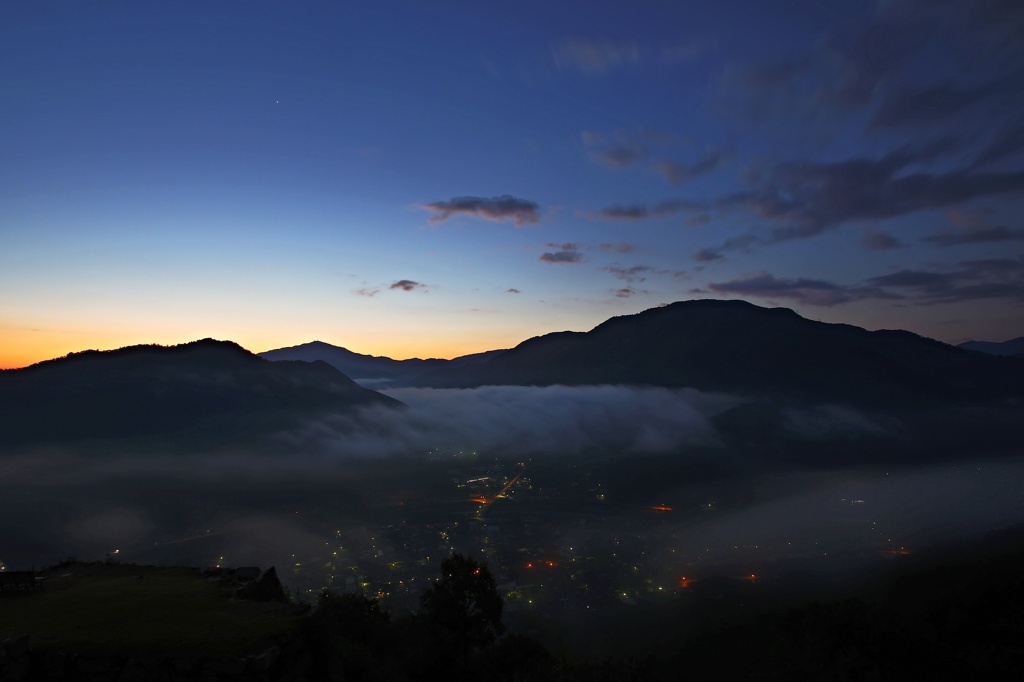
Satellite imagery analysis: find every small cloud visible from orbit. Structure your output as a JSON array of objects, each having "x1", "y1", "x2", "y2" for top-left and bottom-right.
[
  {"x1": 613, "y1": 287, "x2": 644, "y2": 298},
  {"x1": 596, "y1": 204, "x2": 649, "y2": 220},
  {"x1": 422, "y1": 195, "x2": 540, "y2": 226},
  {"x1": 946, "y1": 208, "x2": 992, "y2": 231},
  {"x1": 592, "y1": 200, "x2": 699, "y2": 221},
  {"x1": 601, "y1": 265, "x2": 653, "y2": 283},
  {"x1": 686, "y1": 214, "x2": 712, "y2": 228},
  {"x1": 861, "y1": 227, "x2": 905, "y2": 250},
  {"x1": 599, "y1": 243, "x2": 635, "y2": 253},
  {"x1": 354, "y1": 287, "x2": 380, "y2": 297},
  {"x1": 866, "y1": 270, "x2": 954, "y2": 289},
  {"x1": 539, "y1": 249, "x2": 583, "y2": 264},
  {"x1": 692, "y1": 233, "x2": 762, "y2": 261},
  {"x1": 654, "y1": 149, "x2": 727, "y2": 184},
  {"x1": 591, "y1": 146, "x2": 647, "y2": 168},
  {"x1": 693, "y1": 248, "x2": 725, "y2": 262},
  {"x1": 507, "y1": 288, "x2": 521, "y2": 294},
  {"x1": 389, "y1": 279, "x2": 425, "y2": 292},
  {"x1": 552, "y1": 37, "x2": 640, "y2": 74}
]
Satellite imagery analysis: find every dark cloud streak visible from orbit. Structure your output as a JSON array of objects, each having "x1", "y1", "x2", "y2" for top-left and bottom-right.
[
  {"x1": 389, "y1": 280, "x2": 425, "y2": 292},
  {"x1": 422, "y1": 195, "x2": 540, "y2": 226}
]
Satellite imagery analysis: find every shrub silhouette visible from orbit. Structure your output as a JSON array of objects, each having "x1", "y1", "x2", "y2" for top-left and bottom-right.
[{"x1": 419, "y1": 552, "x2": 505, "y2": 660}]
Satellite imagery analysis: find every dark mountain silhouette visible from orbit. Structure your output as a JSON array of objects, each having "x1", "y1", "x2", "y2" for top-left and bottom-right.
[
  {"x1": 259, "y1": 341, "x2": 505, "y2": 388},
  {"x1": 959, "y1": 337, "x2": 1024, "y2": 358},
  {"x1": 407, "y1": 300, "x2": 1024, "y2": 407},
  {"x1": 0, "y1": 339, "x2": 400, "y2": 450}
]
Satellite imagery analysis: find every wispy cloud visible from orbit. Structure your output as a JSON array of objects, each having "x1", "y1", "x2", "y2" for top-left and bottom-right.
[
  {"x1": 864, "y1": 257, "x2": 1024, "y2": 304},
  {"x1": 654, "y1": 149, "x2": 727, "y2": 185},
  {"x1": 601, "y1": 265, "x2": 653, "y2": 284},
  {"x1": 591, "y1": 200, "x2": 699, "y2": 221},
  {"x1": 708, "y1": 272, "x2": 890, "y2": 307},
  {"x1": 552, "y1": 37, "x2": 640, "y2": 74},
  {"x1": 924, "y1": 225, "x2": 1024, "y2": 247},
  {"x1": 553, "y1": 35, "x2": 714, "y2": 74},
  {"x1": 538, "y1": 243, "x2": 583, "y2": 264},
  {"x1": 693, "y1": 234, "x2": 760, "y2": 262},
  {"x1": 861, "y1": 227, "x2": 905, "y2": 251},
  {"x1": 692, "y1": 144, "x2": 1024, "y2": 258},
  {"x1": 599, "y1": 243, "x2": 635, "y2": 253},
  {"x1": 706, "y1": 256, "x2": 1024, "y2": 308},
  {"x1": 698, "y1": 0, "x2": 1024, "y2": 264},
  {"x1": 421, "y1": 195, "x2": 540, "y2": 226},
  {"x1": 539, "y1": 250, "x2": 583, "y2": 264},
  {"x1": 591, "y1": 146, "x2": 647, "y2": 168}
]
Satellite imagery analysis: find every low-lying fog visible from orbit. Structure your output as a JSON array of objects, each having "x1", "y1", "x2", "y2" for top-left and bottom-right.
[{"x1": 2, "y1": 386, "x2": 1021, "y2": 614}]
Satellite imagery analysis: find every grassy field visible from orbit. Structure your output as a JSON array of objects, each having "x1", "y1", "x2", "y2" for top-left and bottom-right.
[{"x1": 0, "y1": 562, "x2": 304, "y2": 656}]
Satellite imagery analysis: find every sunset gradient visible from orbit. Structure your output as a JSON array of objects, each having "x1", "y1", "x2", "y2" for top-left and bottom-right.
[{"x1": 4, "y1": 0, "x2": 1023, "y2": 368}]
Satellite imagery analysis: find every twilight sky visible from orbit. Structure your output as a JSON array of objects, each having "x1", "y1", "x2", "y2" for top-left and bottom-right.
[{"x1": 3, "y1": 0, "x2": 1023, "y2": 368}]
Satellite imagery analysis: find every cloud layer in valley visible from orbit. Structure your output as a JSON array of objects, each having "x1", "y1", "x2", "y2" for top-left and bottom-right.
[{"x1": 298, "y1": 385, "x2": 735, "y2": 458}]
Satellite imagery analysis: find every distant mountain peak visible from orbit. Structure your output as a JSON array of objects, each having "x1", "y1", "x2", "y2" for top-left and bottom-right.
[
  {"x1": 959, "y1": 337, "x2": 1024, "y2": 358},
  {"x1": 1, "y1": 338, "x2": 399, "y2": 450},
  {"x1": 405, "y1": 298, "x2": 1024, "y2": 406}
]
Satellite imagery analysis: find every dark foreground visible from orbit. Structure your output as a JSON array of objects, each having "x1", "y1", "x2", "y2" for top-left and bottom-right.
[{"x1": 2, "y1": 526, "x2": 1023, "y2": 681}]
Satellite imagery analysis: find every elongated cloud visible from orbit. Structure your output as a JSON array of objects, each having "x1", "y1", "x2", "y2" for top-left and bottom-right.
[
  {"x1": 705, "y1": 257, "x2": 1024, "y2": 308},
  {"x1": 422, "y1": 195, "x2": 540, "y2": 226},
  {"x1": 390, "y1": 279, "x2": 424, "y2": 292},
  {"x1": 306, "y1": 385, "x2": 732, "y2": 458},
  {"x1": 708, "y1": 272, "x2": 896, "y2": 306},
  {"x1": 924, "y1": 225, "x2": 1024, "y2": 247},
  {"x1": 602, "y1": 265, "x2": 653, "y2": 283},
  {"x1": 693, "y1": 150, "x2": 1024, "y2": 258},
  {"x1": 539, "y1": 250, "x2": 583, "y2": 264},
  {"x1": 593, "y1": 200, "x2": 700, "y2": 221}
]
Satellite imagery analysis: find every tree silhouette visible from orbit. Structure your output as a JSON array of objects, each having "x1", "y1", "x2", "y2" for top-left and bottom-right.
[{"x1": 419, "y1": 552, "x2": 504, "y2": 660}]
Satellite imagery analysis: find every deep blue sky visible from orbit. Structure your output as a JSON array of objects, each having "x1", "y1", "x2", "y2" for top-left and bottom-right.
[{"x1": 3, "y1": 0, "x2": 1023, "y2": 366}]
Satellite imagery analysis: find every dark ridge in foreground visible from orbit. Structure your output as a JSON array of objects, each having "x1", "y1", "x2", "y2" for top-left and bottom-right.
[
  {"x1": 0, "y1": 339, "x2": 400, "y2": 450},
  {"x1": 409, "y1": 299, "x2": 1024, "y2": 407}
]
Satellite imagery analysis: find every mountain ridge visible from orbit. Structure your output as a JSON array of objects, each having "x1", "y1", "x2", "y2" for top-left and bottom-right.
[
  {"x1": 959, "y1": 337, "x2": 1024, "y2": 358},
  {"x1": 0, "y1": 338, "x2": 400, "y2": 451},
  {"x1": 399, "y1": 299, "x2": 1024, "y2": 407}
]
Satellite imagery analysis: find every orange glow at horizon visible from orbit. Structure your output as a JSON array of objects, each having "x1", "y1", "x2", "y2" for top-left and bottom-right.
[{"x1": 0, "y1": 328, "x2": 505, "y2": 371}]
